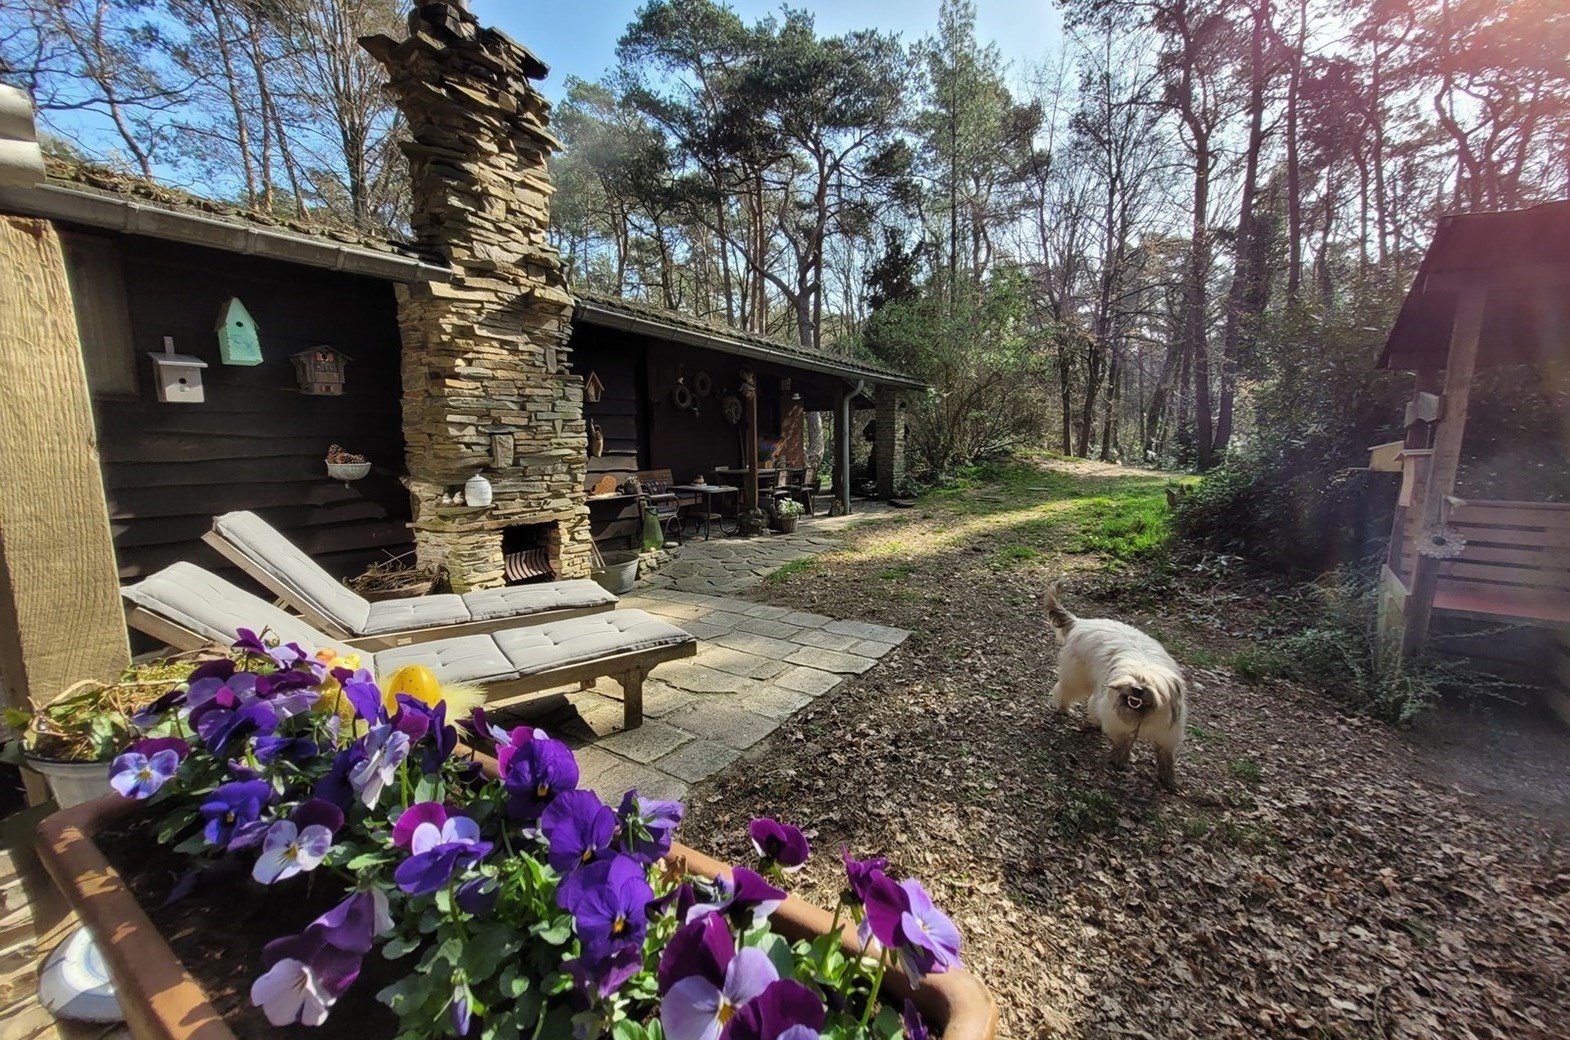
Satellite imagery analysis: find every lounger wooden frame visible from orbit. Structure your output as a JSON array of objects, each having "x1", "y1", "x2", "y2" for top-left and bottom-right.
[
  {"x1": 200, "y1": 529, "x2": 614, "y2": 650},
  {"x1": 124, "y1": 604, "x2": 696, "y2": 730}
]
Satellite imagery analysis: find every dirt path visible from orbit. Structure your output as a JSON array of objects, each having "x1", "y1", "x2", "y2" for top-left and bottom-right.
[{"x1": 675, "y1": 458, "x2": 1570, "y2": 1040}]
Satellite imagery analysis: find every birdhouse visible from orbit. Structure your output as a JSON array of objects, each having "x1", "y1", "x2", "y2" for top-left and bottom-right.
[
  {"x1": 147, "y1": 336, "x2": 208, "y2": 403},
  {"x1": 214, "y1": 297, "x2": 262, "y2": 366},
  {"x1": 584, "y1": 370, "x2": 605, "y2": 403},
  {"x1": 290, "y1": 346, "x2": 350, "y2": 396}
]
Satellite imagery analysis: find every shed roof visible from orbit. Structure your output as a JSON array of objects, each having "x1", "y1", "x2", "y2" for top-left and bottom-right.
[
  {"x1": 0, "y1": 160, "x2": 926, "y2": 390},
  {"x1": 574, "y1": 289, "x2": 927, "y2": 391},
  {"x1": 1379, "y1": 200, "x2": 1570, "y2": 371},
  {"x1": 0, "y1": 160, "x2": 449, "y2": 283}
]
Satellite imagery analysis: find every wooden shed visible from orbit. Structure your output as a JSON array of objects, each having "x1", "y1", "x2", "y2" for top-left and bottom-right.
[{"x1": 1375, "y1": 201, "x2": 1570, "y2": 699}]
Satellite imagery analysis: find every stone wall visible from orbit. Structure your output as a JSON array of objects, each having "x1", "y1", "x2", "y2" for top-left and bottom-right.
[
  {"x1": 364, "y1": 3, "x2": 592, "y2": 591},
  {"x1": 874, "y1": 387, "x2": 905, "y2": 498}
]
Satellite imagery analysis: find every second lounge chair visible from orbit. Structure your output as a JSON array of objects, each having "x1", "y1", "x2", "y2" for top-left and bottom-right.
[
  {"x1": 202, "y1": 511, "x2": 618, "y2": 649},
  {"x1": 122, "y1": 561, "x2": 696, "y2": 731}
]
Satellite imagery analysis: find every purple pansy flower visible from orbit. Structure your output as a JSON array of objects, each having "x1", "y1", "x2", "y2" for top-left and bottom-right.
[
  {"x1": 566, "y1": 943, "x2": 644, "y2": 1002},
  {"x1": 252, "y1": 820, "x2": 333, "y2": 884},
  {"x1": 391, "y1": 802, "x2": 491, "y2": 896},
  {"x1": 108, "y1": 749, "x2": 179, "y2": 799},
  {"x1": 541, "y1": 789, "x2": 617, "y2": 874},
  {"x1": 312, "y1": 888, "x2": 392, "y2": 954},
  {"x1": 456, "y1": 876, "x2": 498, "y2": 916},
  {"x1": 749, "y1": 818, "x2": 810, "y2": 872},
  {"x1": 557, "y1": 854, "x2": 653, "y2": 961},
  {"x1": 199, "y1": 779, "x2": 273, "y2": 848},
  {"x1": 347, "y1": 724, "x2": 410, "y2": 809},
  {"x1": 727, "y1": 980, "x2": 826, "y2": 1040},
  {"x1": 248, "y1": 887, "x2": 391, "y2": 1026},
  {"x1": 842, "y1": 848, "x2": 889, "y2": 906},
  {"x1": 190, "y1": 690, "x2": 278, "y2": 754},
  {"x1": 343, "y1": 679, "x2": 387, "y2": 724},
  {"x1": 657, "y1": 912, "x2": 734, "y2": 997},
  {"x1": 863, "y1": 877, "x2": 963, "y2": 984},
  {"x1": 233, "y1": 628, "x2": 272, "y2": 659},
  {"x1": 313, "y1": 745, "x2": 363, "y2": 810},
  {"x1": 391, "y1": 695, "x2": 456, "y2": 773},
  {"x1": 616, "y1": 790, "x2": 684, "y2": 863},
  {"x1": 130, "y1": 735, "x2": 189, "y2": 760},
  {"x1": 661, "y1": 945, "x2": 779, "y2": 1040},
  {"x1": 902, "y1": 999, "x2": 931, "y2": 1040},
  {"x1": 502, "y1": 735, "x2": 579, "y2": 823},
  {"x1": 492, "y1": 722, "x2": 548, "y2": 775},
  {"x1": 685, "y1": 867, "x2": 786, "y2": 931},
  {"x1": 253, "y1": 734, "x2": 319, "y2": 764},
  {"x1": 449, "y1": 978, "x2": 473, "y2": 1036}
]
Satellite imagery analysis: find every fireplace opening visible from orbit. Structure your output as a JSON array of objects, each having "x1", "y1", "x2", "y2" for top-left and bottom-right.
[{"x1": 501, "y1": 523, "x2": 557, "y2": 585}]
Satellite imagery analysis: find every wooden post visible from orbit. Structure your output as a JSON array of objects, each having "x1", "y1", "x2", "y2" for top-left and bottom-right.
[
  {"x1": 834, "y1": 385, "x2": 852, "y2": 516},
  {"x1": 744, "y1": 375, "x2": 759, "y2": 514},
  {"x1": 0, "y1": 217, "x2": 131, "y2": 801},
  {"x1": 1401, "y1": 287, "x2": 1486, "y2": 659}
]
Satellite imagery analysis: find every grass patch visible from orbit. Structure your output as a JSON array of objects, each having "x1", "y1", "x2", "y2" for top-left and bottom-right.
[
  {"x1": 1178, "y1": 815, "x2": 1213, "y2": 840},
  {"x1": 1227, "y1": 757, "x2": 1264, "y2": 782},
  {"x1": 1073, "y1": 493, "x2": 1171, "y2": 564},
  {"x1": 1054, "y1": 784, "x2": 1122, "y2": 839},
  {"x1": 1185, "y1": 724, "x2": 1221, "y2": 745},
  {"x1": 765, "y1": 558, "x2": 816, "y2": 583},
  {"x1": 989, "y1": 545, "x2": 1040, "y2": 569},
  {"x1": 878, "y1": 564, "x2": 916, "y2": 581},
  {"x1": 1217, "y1": 819, "x2": 1278, "y2": 852}
]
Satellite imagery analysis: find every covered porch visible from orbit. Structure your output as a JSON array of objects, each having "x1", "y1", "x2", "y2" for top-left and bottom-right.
[
  {"x1": 569, "y1": 291, "x2": 925, "y2": 554},
  {"x1": 1374, "y1": 202, "x2": 1570, "y2": 681}
]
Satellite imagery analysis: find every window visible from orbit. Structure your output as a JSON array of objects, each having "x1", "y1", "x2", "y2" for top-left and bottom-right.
[{"x1": 60, "y1": 233, "x2": 137, "y2": 396}]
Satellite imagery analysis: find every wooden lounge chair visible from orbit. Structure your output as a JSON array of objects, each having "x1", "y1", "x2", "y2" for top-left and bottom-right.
[
  {"x1": 202, "y1": 511, "x2": 618, "y2": 650},
  {"x1": 121, "y1": 562, "x2": 696, "y2": 730}
]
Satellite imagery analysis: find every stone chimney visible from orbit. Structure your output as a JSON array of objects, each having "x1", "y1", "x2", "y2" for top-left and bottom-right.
[{"x1": 364, "y1": 3, "x2": 592, "y2": 591}]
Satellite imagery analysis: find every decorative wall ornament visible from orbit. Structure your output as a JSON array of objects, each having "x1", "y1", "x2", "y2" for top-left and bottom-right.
[
  {"x1": 290, "y1": 346, "x2": 350, "y2": 396},
  {"x1": 671, "y1": 381, "x2": 695, "y2": 411},
  {"x1": 588, "y1": 420, "x2": 604, "y2": 458},
  {"x1": 584, "y1": 370, "x2": 604, "y2": 403},
  {"x1": 722, "y1": 395, "x2": 743, "y2": 424},
  {"x1": 147, "y1": 336, "x2": 208, "y2": 404},
  {"x1": 693, "y1": 370, "x2": 712, "y2": 397}
]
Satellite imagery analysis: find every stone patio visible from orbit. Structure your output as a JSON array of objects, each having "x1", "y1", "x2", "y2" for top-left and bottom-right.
[{"x1": 490, "y1": 506, "x2": 906, "y2": 802}]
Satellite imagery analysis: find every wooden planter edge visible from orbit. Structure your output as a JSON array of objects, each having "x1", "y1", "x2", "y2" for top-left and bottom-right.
[{"x1": 37, "y1": 798, "x2": 997, "y2": 1040}]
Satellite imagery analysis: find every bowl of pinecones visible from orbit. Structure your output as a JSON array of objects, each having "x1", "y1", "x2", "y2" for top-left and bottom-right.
[{"x1": 325, "y1": 444, "x2": 371, "y2": 481}]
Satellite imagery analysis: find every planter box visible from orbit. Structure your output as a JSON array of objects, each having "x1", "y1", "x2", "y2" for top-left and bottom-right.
[{"x1": 37, "y1": 795, "x2": 996, "y2": 1040}]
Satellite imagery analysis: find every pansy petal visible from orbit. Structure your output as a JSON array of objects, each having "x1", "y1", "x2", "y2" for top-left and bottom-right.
[
  {"x1": 661, "y1": 976, "x2": 725, "y2": 1040},
  {"x1": 392, "y1": 802, "x2": 448, "y2": 848}
]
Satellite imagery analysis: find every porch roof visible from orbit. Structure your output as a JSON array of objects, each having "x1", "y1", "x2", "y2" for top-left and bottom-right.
[
  {"x1": 1379, "y1": 200, "x2": 1570, "y2": 372},
  {"x1": 574, "y1": 290, "x2": 928, "y2": 392}
]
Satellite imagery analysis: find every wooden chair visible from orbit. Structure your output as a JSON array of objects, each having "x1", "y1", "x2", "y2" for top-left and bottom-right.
[
  {"x1": 635, "y1": 469, "x2": 694, "y2": 545},
  {"x1": 784, "y1": 465, "x2": 820, "y2": 516}
]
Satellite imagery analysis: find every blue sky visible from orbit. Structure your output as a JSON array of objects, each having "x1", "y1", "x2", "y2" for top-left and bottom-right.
[{"x1": 472, "y1": 1, "x2": 1064, "y2": 102}]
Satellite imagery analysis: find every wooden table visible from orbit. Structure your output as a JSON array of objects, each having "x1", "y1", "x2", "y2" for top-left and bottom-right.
[
  {"x1": 713, "y1": 467, "x2": 802, "y2": 509},
  {"x1": 672, "y1": 484, "x2": 739, "y2": 540}
]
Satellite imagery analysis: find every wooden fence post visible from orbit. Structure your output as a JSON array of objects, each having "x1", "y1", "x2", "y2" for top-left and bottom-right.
[{"x1": 0, "y1": 216, "x2": 130, "y2": 735}]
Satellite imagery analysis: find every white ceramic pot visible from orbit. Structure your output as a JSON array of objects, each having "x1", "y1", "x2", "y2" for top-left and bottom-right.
[
  {"x1": 25, "y1": 755, "x2": 114, "y2": 809},
  {"x1": 465, "y1": 472, "x2": 493, "y2": 508}
]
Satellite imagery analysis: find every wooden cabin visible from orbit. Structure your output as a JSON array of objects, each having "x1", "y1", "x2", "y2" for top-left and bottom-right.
[{"x1": 1375, "y1": 202, "x2": 1570, "y2": 706}]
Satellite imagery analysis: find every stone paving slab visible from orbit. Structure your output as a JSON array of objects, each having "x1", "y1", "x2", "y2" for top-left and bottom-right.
[{"x1": 489, "y1": 508, "x2": 908, "y2": 800}]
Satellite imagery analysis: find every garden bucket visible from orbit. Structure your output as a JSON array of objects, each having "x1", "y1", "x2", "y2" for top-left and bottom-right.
[{"x1": 592, "y1": 551, "x2": 639, "y2": 594}]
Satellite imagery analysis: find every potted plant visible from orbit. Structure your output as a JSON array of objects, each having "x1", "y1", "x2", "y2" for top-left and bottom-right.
[
  {"x1": 2, "y1": 655, "x2": 213, "y2": 807},
  {"x1": 325, "y1": 444, "x2": 371, "y2": 481},
  {"x1": 36, "y1": 629, "x2": 996, "y2": 1040},
  {"x1": 772, "y1": 497, "x2": 804, "y2": 534}
]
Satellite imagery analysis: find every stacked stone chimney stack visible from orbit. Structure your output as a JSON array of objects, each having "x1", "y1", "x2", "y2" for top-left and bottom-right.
[{"x1": 364, "y1": 2, "x2": 591, "y2": 590}]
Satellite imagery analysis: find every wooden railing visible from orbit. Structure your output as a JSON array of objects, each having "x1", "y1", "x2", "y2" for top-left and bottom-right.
[{"x1": 1396, "y1": 497, "x2": 1570, "y2": 623}]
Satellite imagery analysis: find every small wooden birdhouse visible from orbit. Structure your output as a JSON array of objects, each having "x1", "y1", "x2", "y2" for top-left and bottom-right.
[
  {"x1": 147, "y1": 336, "x2": 208, "y2": 403},
  {"x1": 214, "y1": 297, "x2": 262, "y2": 366},
  {"x1": 584, "y1": 370, "x2": 605, "y2": 403},
  {"x1": 290, "y1": 346, "x2": 350, "y2": 396}
]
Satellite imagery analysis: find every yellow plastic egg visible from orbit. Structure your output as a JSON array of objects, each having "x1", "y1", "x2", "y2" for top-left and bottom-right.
[{"x1": 382, "y1": 664, "x2": 443, "y2": 713}]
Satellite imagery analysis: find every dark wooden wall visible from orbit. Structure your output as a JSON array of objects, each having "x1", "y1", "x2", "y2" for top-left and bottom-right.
[
  {"x1": 573, "y1": 325, "x2": 646, "y2": 548},
  {"x1": 76, "y1": 230, "x2": 412, "y2": 584}
]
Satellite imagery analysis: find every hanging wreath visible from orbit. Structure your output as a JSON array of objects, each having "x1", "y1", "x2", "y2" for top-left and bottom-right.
[
  {"x1": 693, "y1": 371, "x2": 713, "y2": 397},
  {"x1": 672, "y1": 383, "x2": 695, "y2": 411},
  {"x1": 722, "y1": 395, "x2": 743, "y2": 424}
]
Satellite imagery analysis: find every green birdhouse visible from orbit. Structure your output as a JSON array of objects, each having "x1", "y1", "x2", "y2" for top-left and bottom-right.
[{"x1": 215, "y1": 297, "x2": 262, "y2": 366}]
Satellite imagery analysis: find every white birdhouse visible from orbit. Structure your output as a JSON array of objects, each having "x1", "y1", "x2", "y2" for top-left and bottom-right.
[{"x1": 148, "y1": 336, "x2": 208, "y2": 403}]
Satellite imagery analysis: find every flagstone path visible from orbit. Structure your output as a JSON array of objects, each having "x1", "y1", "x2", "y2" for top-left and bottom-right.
[{"x1": 493, "y1": 506, "x2": 908, "y2": 802}]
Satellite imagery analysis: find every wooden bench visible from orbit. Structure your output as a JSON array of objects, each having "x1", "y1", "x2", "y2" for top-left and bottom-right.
[{"x1": 1395, "y1": 497, "x2": 1570, "y2": 625}]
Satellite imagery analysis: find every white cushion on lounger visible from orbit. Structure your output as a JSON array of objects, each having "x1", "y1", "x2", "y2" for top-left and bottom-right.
[
  {"x1": 491, "y1": 610, "x2": 693, "y2": 677},
  {"x1": 121, "y1": 562, "x2": 355, "y2": 658},
  {"x1": 370, "y1": 635, "x2": 519, "y2": 686},
  {"x1": 212, "y1": 511, "x2": 372, "y2": 634},
  {"x1": 460, "y1": 580, "x2": 617, "y2": 622},
  {"x1": 362, "y1": 595, "x2": 472, "y2": 635}
]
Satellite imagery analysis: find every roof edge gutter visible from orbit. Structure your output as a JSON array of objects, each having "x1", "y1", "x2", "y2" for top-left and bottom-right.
[
  {"x1": 0, "y1": 182, "x2": 451, "y2": 284},
  {"x1": 575, "y1": 300, "x2": 926, "y2": 391}
]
